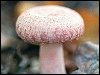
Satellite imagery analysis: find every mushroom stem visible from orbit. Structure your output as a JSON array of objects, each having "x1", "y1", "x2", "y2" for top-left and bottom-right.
[{"x1": 40, "y1": 43, "x2": 66, "y2": 74}]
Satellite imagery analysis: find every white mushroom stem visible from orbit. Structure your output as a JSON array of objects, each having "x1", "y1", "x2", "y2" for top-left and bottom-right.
[{"x1": 40, "y1": 43, "x2": 66, "y2": 74}]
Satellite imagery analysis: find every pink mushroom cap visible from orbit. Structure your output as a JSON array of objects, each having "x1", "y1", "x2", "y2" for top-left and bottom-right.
[{"x1": 16, "y1": 5, "x2": 84, "y2": 44}]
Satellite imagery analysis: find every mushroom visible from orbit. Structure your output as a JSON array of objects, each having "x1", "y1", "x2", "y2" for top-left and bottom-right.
[{"x1": 16, "y1": 5, "x2": 84, "y2": 74}]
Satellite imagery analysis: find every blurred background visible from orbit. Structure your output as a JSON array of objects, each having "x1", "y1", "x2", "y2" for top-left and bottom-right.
[{"x1": 1, "y1": 1, "x2": 99, "y2": 74}]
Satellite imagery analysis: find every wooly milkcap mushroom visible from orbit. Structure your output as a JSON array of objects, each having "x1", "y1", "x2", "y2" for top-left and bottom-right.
[{"x1": 16, "y1": 5, "x2": 84, "y2": 74}]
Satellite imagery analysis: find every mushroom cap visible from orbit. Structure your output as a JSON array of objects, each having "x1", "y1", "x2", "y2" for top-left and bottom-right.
[{"x1": 16, "y1": 5, "x2": 84, "y2": 44}]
